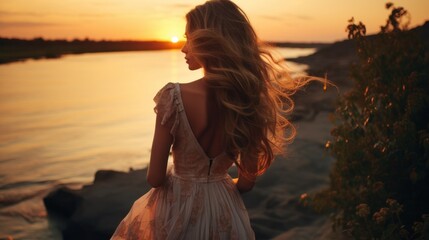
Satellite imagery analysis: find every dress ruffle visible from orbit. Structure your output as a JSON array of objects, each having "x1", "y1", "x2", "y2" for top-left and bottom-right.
[{"x1": 153, "y1": 83, "x2": 183, "y2": 137}]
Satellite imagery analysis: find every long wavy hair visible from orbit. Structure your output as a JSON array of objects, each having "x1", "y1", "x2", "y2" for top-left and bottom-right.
[{"x1": 186, "y1": 0, "x2": 323, "y2": 179}]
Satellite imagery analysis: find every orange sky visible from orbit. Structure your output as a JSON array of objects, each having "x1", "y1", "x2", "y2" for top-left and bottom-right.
[{"x1": 0, "y1": 0, "x2": 428, "y2": 42}]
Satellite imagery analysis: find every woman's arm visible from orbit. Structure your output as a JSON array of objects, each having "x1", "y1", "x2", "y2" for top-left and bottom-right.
[
  {"x1": 235, "y1": 172, "x2": 256, "y2": 193},
  {"x1": 234, "y1": 155, "x2": 257, "y2": 193},
  {"x1": 146, "y1": 112, "x2": 174, "y2": 188}
]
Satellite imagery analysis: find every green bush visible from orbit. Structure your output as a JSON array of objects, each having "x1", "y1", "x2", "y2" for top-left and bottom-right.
[{"x1": 314, "y1": 3, "x2": 429, "y2": 239}]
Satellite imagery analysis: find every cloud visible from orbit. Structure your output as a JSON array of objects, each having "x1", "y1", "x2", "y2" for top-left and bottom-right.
[
  {"x1": 0, "y1": 10, "x2": 114, "y2": 19},
  {"x1": 0, "y1": 10, "x2": 49, "y2": 18},
  {"x1": 0, "y1": 21, "x2": 61, "y2": 28},
  {"x1": 170, "y1": 3, "x2": 193, "y2": 9},
  {"x1": 77, "y1": 13, "x2": 116, "y2": 18},
  {"x1": 259, "y1": 15, "x2": 283, "y2": 21},
  {"x1": 291, "y1": 14, "x2": 312, "y2": 20},
  {"x1": 91, "y1": 1, "x2": 121, "y2": 7},
  {"x1": 148, "y1": 3, "x2": 192, "y2": 19},
  {"x1": 260, "y1": 13, "x2": 313, "y2": 22}
]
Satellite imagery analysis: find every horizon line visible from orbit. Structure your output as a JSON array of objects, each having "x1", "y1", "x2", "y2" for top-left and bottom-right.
[{"x1": 0, "y1": 35, "x2": 334, "y2": 44}]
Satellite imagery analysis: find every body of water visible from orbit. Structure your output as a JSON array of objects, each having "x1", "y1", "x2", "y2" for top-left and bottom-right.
[{"x1": 0, "y1": 47, "x2": 314, "y2": 239}]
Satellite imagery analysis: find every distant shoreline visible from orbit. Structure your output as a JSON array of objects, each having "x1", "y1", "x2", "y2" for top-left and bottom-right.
[
  {"x1": 0, "y1": 37, "x2": 330, "y2": 65},
  {"x1": 0, "y1": 38, "x2": 183, "y2": 64},
  {"x1": 268, "y1": 41, "x2": 330, "y2": 49}
]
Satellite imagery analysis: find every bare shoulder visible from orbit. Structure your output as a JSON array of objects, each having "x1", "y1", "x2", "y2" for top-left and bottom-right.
[{"x1": 179, "y1": 79, "x2": 207, "y2": 96}]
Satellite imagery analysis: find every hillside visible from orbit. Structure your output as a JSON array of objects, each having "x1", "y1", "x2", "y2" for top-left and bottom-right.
[{"x1": 289, "y1": 21, "x2": 429, "y2": 88}]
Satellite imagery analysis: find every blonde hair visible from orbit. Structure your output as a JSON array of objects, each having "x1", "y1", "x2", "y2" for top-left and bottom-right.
[{"x1": 186, "y1": 0, "x2": 322, "y2": 179}]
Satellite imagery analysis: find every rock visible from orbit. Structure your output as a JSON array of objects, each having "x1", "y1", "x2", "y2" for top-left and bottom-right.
[
  {"x1": 44, "y1": 187, "x2": 83, "y2": 219},
  {"x1": 93, "y1": 169, "x2": 128, "y2": 183},
  {"x1": 43, "y1": 168, "x2": 150, "y2": 240}
]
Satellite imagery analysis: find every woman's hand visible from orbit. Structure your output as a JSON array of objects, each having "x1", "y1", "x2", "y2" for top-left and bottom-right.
[{"x1": 234, "y1": 174, "x2": 256, "y2": 193}]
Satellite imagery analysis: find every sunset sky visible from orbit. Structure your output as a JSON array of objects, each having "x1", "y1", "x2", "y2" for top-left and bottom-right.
[{"x1": 0, "y1": 0, "x2": 428, "y2": 42}]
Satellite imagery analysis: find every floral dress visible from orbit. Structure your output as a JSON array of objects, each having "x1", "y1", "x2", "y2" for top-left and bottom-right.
[{"x1": 110, "y1": 83, "x2": 255, "y2": 240}]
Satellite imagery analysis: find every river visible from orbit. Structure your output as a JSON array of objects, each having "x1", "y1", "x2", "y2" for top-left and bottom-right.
[{"x1": 0, "y1": 47, "x2": 315, "y2": 239}]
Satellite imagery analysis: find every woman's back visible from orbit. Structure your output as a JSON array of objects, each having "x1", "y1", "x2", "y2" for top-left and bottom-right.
[
  {"x1": 180, "y1": 80, "x2": 225, "y2": 159},
  {"x1": 148, "y1": 82, "x2": 233, "y2": 179}
]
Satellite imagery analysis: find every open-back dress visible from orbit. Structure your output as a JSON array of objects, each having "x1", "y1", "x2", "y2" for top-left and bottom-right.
[{"x1": 110, "y1": 82, "x2": 255, "y2": 240}]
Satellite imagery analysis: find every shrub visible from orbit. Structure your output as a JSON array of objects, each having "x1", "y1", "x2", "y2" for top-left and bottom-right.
[{"x1": 314, "y1": 3, "x2": 429, "y2": 239}]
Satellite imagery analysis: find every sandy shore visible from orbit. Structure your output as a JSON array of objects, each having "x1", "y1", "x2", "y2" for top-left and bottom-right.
[{"x1": 43, "y1": 42, "x2": 356, "y2": 239}]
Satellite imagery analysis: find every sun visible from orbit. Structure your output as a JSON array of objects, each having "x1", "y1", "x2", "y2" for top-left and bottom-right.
[{"x1": 171, "y1": 36, "x2": 179, "y2": 43}]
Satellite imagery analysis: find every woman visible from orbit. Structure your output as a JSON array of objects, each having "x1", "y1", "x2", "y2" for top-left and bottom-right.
[{"x1": 111, "y1": 0, "x2": 319, "y2": 239}]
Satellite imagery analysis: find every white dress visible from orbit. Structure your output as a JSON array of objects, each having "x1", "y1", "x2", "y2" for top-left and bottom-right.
[{"x1": 110, "y1": 83, "x2": 255, "y2": 240}]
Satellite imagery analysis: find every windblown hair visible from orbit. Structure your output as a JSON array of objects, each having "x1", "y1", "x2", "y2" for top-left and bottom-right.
[{"x1": 186, "y1": 0, "x2": 323, "y2": 179}]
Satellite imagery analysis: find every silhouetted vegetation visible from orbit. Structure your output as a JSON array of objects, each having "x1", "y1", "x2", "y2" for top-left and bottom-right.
[
  {"x1": 313, "y1": 3, "x2": 429, "y2": 239},
  {"x1": 0, "y1": 37, "x2": 183, "y2": 64}
]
